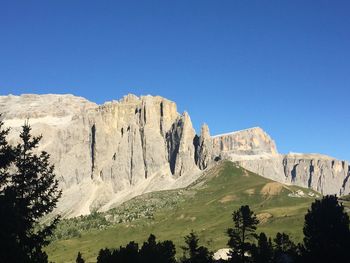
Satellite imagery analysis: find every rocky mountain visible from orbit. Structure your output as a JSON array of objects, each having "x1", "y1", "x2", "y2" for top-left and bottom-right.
[
  {"x1": 0, "y1": 94, "x2": 349, "y2": 217},
  {"x1": 213, "y1": 129, "x2": 350, "y2": 195}
]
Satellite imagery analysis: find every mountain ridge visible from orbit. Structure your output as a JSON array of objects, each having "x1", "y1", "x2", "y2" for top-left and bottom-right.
[{"x1": 1, "y1": 93, "x2": 349, "y2": 217}]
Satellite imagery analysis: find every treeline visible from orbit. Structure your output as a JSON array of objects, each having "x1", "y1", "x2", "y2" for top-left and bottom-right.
[{"x1": 76, "y1": 195, "x2": 350, "y2": 263}]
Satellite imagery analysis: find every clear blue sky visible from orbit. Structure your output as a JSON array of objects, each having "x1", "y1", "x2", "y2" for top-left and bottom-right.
[{"x1": 1, "y1": 1, "x2": 349, "y2": 160}]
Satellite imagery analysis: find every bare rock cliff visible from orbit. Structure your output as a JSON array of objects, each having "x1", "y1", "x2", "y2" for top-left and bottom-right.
[
  {"x1": 212, "y1": 127, "x2": 278, "y2": 156},
  {"x1": 281, "y1": 154, "x2": 350, "y2": 195},
  {"x1": 212, "y1": 128, "x2": 350, "y2": 195},
  {"x1": 0, "y1": 94, "x2": 201, "y2": 216}
]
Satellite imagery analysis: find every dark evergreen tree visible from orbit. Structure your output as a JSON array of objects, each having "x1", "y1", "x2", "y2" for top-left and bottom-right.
[
  {"x1": 157, "y1": 240, "x2": 176, "y2": 263},
  {"x1": 113, "y1": 241, "x2": 139, "y2": 262},
  {"x1": 140, "y1": 234, "x2": 158, "y2": 262},
  {"x1": 301, "y1": 195, "x2": 350, "y2": 263},
  {"x1": 140, "y1": 234, "x2": 176, "y2": 263},
  {"x1": 97, "y1": 248, "x2": 112, "y2": 263},
  {"x1": 0, "y1": 121, "x2": 61, "y2": 262},
  {"x1": 181, "y1": 231, "x2": 213, "y2": 263},
  {"x1": 0, "y1": 116, "x2": 15, "y2": 181},
  {"x1": 227, "y1": 205, "x2": 259, "y2": 263},
  {"x1": 76, "y1": 251, "x2": 85, "y2": 263},
  {"x1": 96, "y1": 235, "x2": 176, "y2": 263},
  {"x1": 273, "y1": 232, "x2": 298, "y2": 263},
  {"x1": 0, "y1": 118, "x2": 23, "y2": 261},
  {"x1": 251, "y1": 233, "x2": 273, "y2": 263}
]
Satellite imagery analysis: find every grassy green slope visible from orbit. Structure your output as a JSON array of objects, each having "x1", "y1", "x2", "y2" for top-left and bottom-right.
[{"x1": 46, "y1": 161, "x2": 320, "y2": 263}]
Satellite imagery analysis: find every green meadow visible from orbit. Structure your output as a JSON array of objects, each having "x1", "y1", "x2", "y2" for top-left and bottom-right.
[{"x1": 46, "y1": 161, "x2": 323, "y2": 263}]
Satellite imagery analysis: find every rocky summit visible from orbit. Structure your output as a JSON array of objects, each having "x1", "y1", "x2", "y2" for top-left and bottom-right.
[{"x1": 0, "y1": 94, "x2": 349, "y2": 217}]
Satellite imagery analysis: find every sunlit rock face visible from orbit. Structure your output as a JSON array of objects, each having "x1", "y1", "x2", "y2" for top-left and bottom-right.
[
  {"x1": 211, "y1": 128, "x2": 349, "y2": 196},
  {"x1": 0, "y1": 94, "x2": 200, "y2": 216},
  {"x1": 212, "y1": 127, "x2": 278, "y2": 156},
  {"x1": 0, "y1": 94, "x2": 349, "y2": 217},
  {"x1": 280, "y1": 154, "x2": 350, "y2": 195}
]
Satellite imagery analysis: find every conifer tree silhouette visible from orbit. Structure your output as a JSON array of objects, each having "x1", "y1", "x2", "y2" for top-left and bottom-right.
[
  {"x1": 227, "y1": 205, "x2": 259, "y2": 263},
  {"x1": 0, "y1": 120, "x2": 61, "y2": 262},
  {"x1": 301, "y1": 195, "x2": 350, "y2": 263},
  {"x1": 251, "y1": 233, "x2": 273, "y2": 263},
  {"x1": 76, "y1": 251, "x2": 85, "y2": 263},
  {"x1": 181, "y1": 231, "x2": 213, "y2": 263}
]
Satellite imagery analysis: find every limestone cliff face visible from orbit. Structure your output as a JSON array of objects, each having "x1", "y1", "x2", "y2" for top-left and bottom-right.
[
  {"x1": 281, "y1": 154, "x2": 350, "y2": 195},
  {"x1": 0, "y1": 94, "x2": 201, "y2": 216},
  {"x1": 236, "y1": 154, "x2": 350, "y2": 196},
  {"x1": 87, "y1": 94, "x2": 183, "y2": 191},
  {"x1": 0, "y1": 94, "x2": 97, "y2": 189},
  {"x1": 166, "y1": 112, "x2": 199, "y2": 177},
  {"x1": 209, "y1": 127, "x2": 350, "y2": 195},
  {"x1": 0, "y1": 94, "x2": 349, "y2": 216},
  {"x1": 212, "y1": 127, "x2": 278, "y2": 156}
]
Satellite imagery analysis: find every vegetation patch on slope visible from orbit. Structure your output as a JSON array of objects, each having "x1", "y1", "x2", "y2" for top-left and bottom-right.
[{"x1": 47, "y1": 161, "x2": 320, "y2": 263}]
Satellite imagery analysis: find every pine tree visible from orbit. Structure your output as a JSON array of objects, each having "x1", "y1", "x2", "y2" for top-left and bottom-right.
[
  {"x1": 96, "y1": 248, "x2": 112, "y2": 263},
  {"x1": 181, "y1": 231, "x2": 213, "y2": 263},
  {"x1": 76, "y1": 251, "x2": 85, "y2": 263},
  {"x1": 118, "y1": 241, "x2": 139, "y2": 262},
  {"x1": 140, "y1": 234, "x2": 176, "y2": 263},
  {"x1": 227, "y1": 205, "x2": 259, "y2": 263},
  {"x1": 0, "y1": 118, "x2": 24, "y2": 261},
  {"x1": 157, "y1": 240, "x2": 176, "y2": 263},
  {"x1": 0, "y1": 121, "x2": 61, "y2": 262},
  {"x1": 251, "y1": 233, "x2": 273, "y2": 263},
  {"x1": 273, "y1": 232, "x2": 297, "y2": 263},
  {"x1": 301, "y1": 195, "x2": 350, "y2": 263},
  {"x1": 0, "y1": 116, "x2": 14, "y2": 181},
  {"x1": 140, "y1": 234, "x2": 158, "y2": 263}
]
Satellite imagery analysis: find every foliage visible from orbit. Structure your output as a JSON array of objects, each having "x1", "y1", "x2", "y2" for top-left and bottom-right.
[
  {"x1": 227, "y1": 205, "x2": 259, "y2": 263},
  {"x1": 0, "y1": 119, "x2": 61, "y2": 262},
  {"x1": 301, "y1": 195, "x2": 350, "y2": 263},
  {"x1": 52, "y1": 212, "x2": 108, "y2": 240},
  {"x1": 272, "y1": 232, "x2": 297, "y2": 263},
  {"x1": 140, "y1": 234, "x2": 176, "y2": 263},
  {"x1": 96, "y1": 234, "x2": 176, "y2": 263},
  {"x1": 180, "y1": 231, "x2": 213, "y2": 263},
  {"x1": 76, "y1": 251, "x2": 85, "y2": 263},
  {"x1": 52, "y1": 191, "x2": 184, "y2": 241},
  {"x1": 251, "y1": 233, "x2": 273, "y2": 263}
]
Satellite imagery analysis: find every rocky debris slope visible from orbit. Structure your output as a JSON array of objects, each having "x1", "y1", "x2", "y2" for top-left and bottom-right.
[{"x1": 0, "y1": 94, "x2": 349, "y2": 217}]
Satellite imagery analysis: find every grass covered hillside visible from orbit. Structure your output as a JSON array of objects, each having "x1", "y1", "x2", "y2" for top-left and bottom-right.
[{"x1": 46, "y1": 161, "x2": 321, "y2": 263}]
